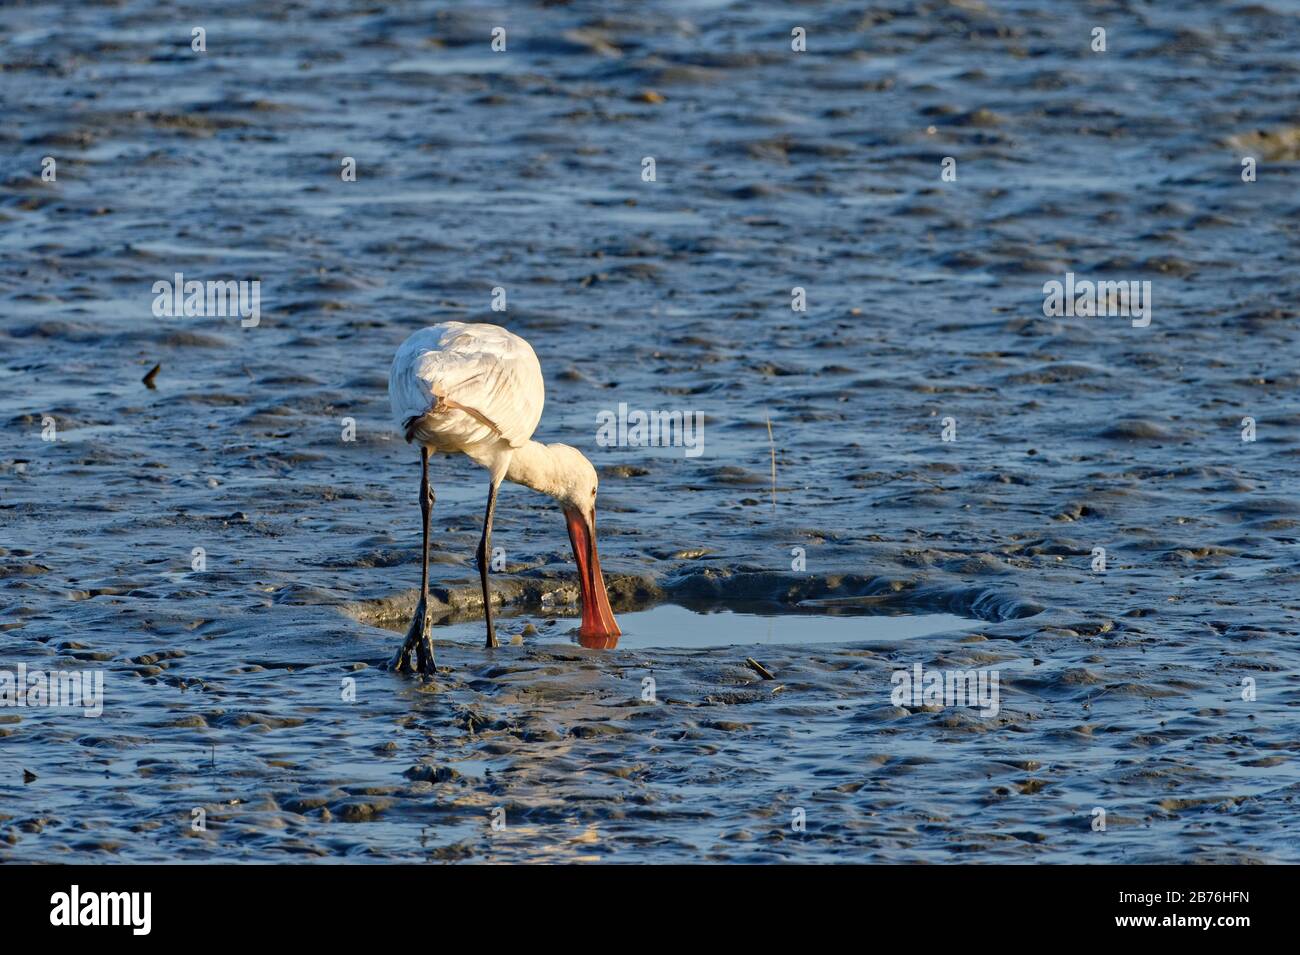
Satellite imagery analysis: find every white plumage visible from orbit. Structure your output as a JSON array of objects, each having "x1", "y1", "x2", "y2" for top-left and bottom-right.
[{"x1": 389, "y1": 321, "x2": 544, "y2": 456}]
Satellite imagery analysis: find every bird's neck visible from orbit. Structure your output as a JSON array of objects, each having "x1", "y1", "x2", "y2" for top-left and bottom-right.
[{"x1": 505, "y1": 440, "x2": 573, "y2": 501}]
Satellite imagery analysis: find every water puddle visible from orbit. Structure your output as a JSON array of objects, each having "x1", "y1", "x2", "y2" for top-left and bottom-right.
[{"x1": 376, "y1": 603, "x2": 972, "y2": 651}]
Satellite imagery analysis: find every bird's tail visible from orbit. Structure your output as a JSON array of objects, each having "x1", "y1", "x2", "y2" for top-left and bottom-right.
[{"x1": 403, "y1": 393, "x2": 503, "y2": 443}]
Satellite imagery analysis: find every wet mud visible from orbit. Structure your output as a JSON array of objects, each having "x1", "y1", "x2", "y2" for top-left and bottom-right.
[{"x1": 2, "y1": 0, "x2": 1299, "y2": 861}]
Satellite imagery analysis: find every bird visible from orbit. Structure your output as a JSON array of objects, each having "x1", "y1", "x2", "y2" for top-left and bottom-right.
[{"x1": 386, "y1": 321, "x2": 621, "y2": 673}]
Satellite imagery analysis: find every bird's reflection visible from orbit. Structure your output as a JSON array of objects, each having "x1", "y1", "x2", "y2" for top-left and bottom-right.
[{"x1": 577, "y1": 631, "x2": 621, "y2": 649}]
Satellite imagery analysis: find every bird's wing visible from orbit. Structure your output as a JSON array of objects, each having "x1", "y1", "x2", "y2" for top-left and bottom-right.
[{"x1": 389, "y1": 322, "x2": 544, "y2": 449}]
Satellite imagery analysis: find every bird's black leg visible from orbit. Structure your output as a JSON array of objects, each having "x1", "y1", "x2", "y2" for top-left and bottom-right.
[
  {"x1": 414, "y1": 447, "x2": 437, "y2": 672},
  {"x1": 477, "y1": 480, "x2": 500, "y2": 649},
  {"x1": 391, "y1": 447, "x2": 436, "y2": 674}
]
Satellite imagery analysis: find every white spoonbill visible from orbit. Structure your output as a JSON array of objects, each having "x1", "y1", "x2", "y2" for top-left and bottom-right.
[{"x1": 387, "y1": 321, "x2": 621, "y2": 673}]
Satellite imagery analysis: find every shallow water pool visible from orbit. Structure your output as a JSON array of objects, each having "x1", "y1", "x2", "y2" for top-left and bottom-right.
[{"x1": 389, "y1": 603, "x2": 974, "y2": 651}]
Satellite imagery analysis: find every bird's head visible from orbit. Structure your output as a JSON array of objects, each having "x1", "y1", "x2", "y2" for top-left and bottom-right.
[
  {"x1": 546, "y1": 445, "x2": 621, "y2": 648},
  {"x1": 543, "y1": 444, "x2": 600, "y2": 512}
]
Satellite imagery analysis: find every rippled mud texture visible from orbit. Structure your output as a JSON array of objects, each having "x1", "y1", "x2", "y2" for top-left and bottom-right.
[{"x1": 3, "y1": 0, "x2": 1300, "y2": 862}]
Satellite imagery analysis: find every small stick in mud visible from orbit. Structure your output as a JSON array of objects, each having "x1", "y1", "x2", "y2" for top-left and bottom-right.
[
  {"x1": 745, "y1": 657, "x2": 775, "y2": 680},
  {"x1": 765, "y1": 413, "x2": 777, "y2": 512},
  {"x1": 142, "y1": 362, "x2": 161, "y2": 389}
]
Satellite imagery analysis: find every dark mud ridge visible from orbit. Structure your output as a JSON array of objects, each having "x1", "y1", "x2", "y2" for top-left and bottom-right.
[{"x1": 342, "y1": 568, "x2": 1045, "y2": 630}]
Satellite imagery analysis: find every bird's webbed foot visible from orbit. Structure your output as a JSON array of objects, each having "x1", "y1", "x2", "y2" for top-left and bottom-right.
[{"x1": 388, "y1": 596, "x2": 436, "y2": 675}]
